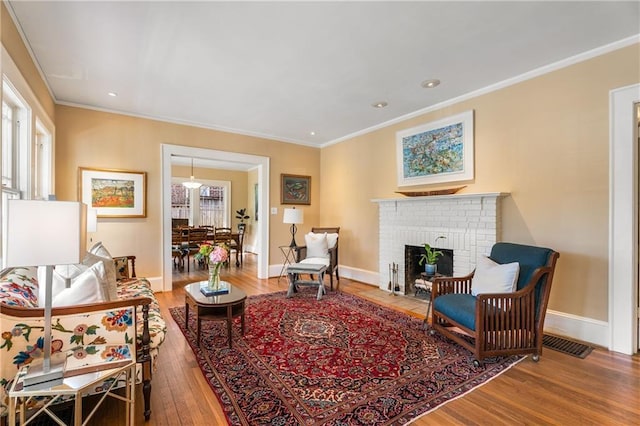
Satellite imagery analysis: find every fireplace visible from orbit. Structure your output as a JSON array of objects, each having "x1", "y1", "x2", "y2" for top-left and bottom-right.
[
  {"x1": 404, "y1": 245, "x2": 453, "y2": 296},
  {"x1": 373, "y1": 192, "x2": 508, "y2": 293}
]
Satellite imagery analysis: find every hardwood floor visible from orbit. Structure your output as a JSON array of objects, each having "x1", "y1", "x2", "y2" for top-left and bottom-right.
[{"x1": 94, "y1": 254, "x2": 639, "y2": 425}]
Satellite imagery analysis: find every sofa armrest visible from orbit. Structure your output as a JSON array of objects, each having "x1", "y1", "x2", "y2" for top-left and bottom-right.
[
  {"x1": 1, "y1": 296, "x2": 151, "y2": 392},
  {"x1": 0, "y1": 296, "x2": 152, "y2": 318}
]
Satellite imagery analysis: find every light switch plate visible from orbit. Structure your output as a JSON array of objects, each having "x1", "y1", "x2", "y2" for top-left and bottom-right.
[{"x1": 271, "y1": 207, "x2": 277, "y2": 215}]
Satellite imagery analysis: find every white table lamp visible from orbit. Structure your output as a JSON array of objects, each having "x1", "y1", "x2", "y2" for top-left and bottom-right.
[
  {"x1": 283, "y1": 207, "x2": 303, "y2": 248},
  {"x1": 6, "y1": 200, "x2": 87, "y2": 387}
]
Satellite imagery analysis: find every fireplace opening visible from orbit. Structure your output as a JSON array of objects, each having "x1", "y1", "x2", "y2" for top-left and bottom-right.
[{"x1": 404, "y1": 245, "x2": 453, "y2": 297}]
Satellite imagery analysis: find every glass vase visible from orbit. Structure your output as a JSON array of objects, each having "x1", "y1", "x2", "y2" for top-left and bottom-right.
[{"x1": 208, "y1": 262, "x2": 222, "y2": 290}]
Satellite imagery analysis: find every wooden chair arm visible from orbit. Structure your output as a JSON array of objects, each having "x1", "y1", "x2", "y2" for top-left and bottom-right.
[
  {"x1": 0, "y1": 296, "x2": 153, "y2": 318},
  {"x1": 474, "y1": 266, "x2": 554, "y2": 334},
  {"x1": 432, "y1": 272, "x2": 475, "y2": 299},
  {"x1": 328, "y1": 246, "x2": 338, "y2": 265},
  {"x1": 294, "y1": 246, "x2": 307, "y2": 262}
]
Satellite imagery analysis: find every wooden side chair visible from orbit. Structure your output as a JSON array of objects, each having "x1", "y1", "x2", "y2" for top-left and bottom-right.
[
  {"x1": 430, "y1": 242, "x2": 559, "y2": 366},
  {"x1": 228, "y1": 227, "x2": 245, "y2": 266},
  {"x1": 294, "y1": 227, "x2": 340, "y2": 290},
  {"x1": 185, "y1": 227, "x2": 209, "y2": 271},
  {"x1": 171, "y1": 229, "x2": 186, "y2": 270}
]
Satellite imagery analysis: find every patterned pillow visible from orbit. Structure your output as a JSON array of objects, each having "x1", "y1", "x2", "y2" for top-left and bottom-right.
[
  {"x1": 0, "y1": 267, "x2": 39, "y2": 307},
  {"x1": 113, "y1": 257, "x2": 130, "y2": 281}
]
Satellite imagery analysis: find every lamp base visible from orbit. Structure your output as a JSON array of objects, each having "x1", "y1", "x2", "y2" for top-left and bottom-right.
[
  {"x1": 23, "y1": 352, "x2": 66, "y2": 388},
  {"x1": 289, "y1": 224, "x2": 298, "y2": 248}
]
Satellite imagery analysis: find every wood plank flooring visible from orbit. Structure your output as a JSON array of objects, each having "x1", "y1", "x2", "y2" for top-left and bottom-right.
[{"x1": 88, "y1": 254, "x2": 639, "y2": 425}]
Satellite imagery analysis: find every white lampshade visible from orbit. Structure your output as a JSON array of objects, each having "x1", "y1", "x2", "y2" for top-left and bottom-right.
[
  {"x1": 6, "y1": 200, "x2": 87, "y2": 267},
  {"x1": 182, "y1": 177, "x2": 202, "y2": 189},
  {"x1": 87, "y1": 208, "x2": 98, "y2": 233},
  {"x1": 283, "y1": 208, "x2": 303, "y2": 224}
]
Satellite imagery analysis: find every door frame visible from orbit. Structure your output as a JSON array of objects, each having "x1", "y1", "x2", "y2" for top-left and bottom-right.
[
  {"x1": 609, "y1": 83, "x2": 640, "y2": 354},
  {"x1": 161, "y1": 144, "x2": 270, "y2": 291}
]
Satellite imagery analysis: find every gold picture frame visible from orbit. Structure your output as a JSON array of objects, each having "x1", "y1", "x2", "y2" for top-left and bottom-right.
[{"x1": 78, "y1": 167, "x2": 147, "y2": 218}]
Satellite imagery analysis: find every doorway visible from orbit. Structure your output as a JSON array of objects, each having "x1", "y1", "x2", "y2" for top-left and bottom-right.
[
  {"x1": 161, "y1": 144, "x2": 270, "y2": 292},
  {"x1": 609, "y1": 83, "x2": 640, "y2": 355}
]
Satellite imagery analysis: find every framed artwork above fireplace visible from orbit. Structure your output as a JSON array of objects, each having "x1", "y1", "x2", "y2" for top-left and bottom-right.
[{"x1": 396, "y1": 110, "x2": 474, "y2": 187}]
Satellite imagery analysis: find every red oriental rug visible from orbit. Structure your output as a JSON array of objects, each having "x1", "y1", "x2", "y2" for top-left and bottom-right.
[{"x1": 170, "y1": 290, "x2": 522, "y2": 425}]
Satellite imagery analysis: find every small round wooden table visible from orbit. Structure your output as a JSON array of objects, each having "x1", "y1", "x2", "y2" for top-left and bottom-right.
[{"x1": 184, "y1": 281, "x2": 247, "y2": 348}]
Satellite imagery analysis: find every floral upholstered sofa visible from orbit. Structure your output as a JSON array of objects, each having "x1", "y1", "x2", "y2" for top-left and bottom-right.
[{"x1": 0, "y1": 246, "x2": 166, "y2": 421}]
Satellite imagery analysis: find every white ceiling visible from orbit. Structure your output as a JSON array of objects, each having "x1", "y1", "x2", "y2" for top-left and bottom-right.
[{"x1": 6, "y1": 1, "x2": 640, "y2": 150}]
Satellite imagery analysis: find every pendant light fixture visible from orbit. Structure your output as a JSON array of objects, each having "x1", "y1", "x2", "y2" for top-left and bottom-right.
[{"x1": 182, "y1": 158, "x2": 202, "y2": 189}]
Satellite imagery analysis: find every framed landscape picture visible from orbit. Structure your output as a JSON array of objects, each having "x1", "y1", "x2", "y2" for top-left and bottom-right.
[
  {"x1": 396, "y1": 110, "x2": 474, "y2": 187},
  {"x1": 281, "y1": 174, "x2": 311, "y2": 205},
  {"x1": 78, "y1": 167, "x2": 147, "y2": 218}
]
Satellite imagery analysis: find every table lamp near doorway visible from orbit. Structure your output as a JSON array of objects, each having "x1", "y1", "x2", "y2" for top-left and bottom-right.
[
  {"x1": 5, "y1": 200, "x2": 87, "y2": 387},
  {"x1": 283, "y1": 207, "x2": 303, "y2": 248}
]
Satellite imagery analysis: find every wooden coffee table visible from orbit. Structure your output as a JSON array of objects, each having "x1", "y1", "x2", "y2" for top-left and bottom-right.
[{"x1": 184, "y1": 281, "x2": 247, "y2": 348}]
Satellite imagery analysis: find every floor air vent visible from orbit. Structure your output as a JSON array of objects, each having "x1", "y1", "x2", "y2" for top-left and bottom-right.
[{"x1": 543, "y1": 334, "x2": 593, "y2": 359}]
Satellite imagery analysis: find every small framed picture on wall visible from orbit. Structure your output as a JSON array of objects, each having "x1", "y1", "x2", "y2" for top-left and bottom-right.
[{"x1": 281, "y1": 174, "x2": 311, "y2": 205}]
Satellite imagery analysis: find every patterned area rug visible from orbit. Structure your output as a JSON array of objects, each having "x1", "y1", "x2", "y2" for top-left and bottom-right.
[{"x1": 170, "y1": 290, "x2": 522, "y2": 425}]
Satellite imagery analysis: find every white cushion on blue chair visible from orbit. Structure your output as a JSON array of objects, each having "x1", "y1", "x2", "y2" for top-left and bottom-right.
[{"x1": 471, "y1": 255, "x2": 519, "y2": 296}]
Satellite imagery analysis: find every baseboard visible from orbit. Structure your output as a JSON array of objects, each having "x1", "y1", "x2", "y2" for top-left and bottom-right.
[
  {"x1": 268, "y1": 264, "x2": 289, "y2": 278},
  {"x1": 146, "y1": 276, "x2": 164, "y2": 293},
  {"x1": 544, "y1": 309, "x2": 608, "y2": 348},
  {"x1": 336, "y1": 265, "x2": 379, "y2": 286}
]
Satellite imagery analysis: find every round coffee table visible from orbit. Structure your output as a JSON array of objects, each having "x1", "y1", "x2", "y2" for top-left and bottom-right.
[{"x1": 184, "y1": 281, "x2": 247, "y2": 348}]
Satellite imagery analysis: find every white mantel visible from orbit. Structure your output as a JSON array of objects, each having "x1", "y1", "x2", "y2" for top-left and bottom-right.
[{"x1": 372, "y1": 192, "x2": 509, "y2": 293}]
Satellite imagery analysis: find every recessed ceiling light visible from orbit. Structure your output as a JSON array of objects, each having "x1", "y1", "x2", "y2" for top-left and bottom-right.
[
  {"x1": 310, "y1": 131, "x2": 316, "y2": 136},
  {"x1": 421, "y1": 79, "x2": 440, "y2": 89},
  {"x1": 372, "y1": 101, "x2": 388, "y2": 108},
  {"x1": 108, "y1": 92, "x2": 118, "y2": 97}
]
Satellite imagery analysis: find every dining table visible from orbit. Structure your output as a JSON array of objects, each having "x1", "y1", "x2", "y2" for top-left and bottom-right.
[{"x1": 173, "y1": 227, "x2": 243, "y2": 268}]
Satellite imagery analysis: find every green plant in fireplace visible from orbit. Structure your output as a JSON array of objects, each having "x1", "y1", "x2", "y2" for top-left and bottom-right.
[{"x1": 418, "y1": 236, "x2": 446, "y2": 274}]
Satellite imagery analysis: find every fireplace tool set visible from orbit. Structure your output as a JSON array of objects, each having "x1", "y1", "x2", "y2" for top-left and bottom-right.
[{"x1": 388, "y1": 263, "x2": 400, "y2": 295}]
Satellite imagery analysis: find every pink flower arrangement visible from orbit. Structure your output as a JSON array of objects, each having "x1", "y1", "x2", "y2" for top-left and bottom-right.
[{"x1": 209, "y1": 244, "x2": 229, "y2": 264}]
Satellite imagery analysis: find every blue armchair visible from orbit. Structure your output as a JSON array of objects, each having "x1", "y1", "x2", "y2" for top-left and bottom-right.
[{"x1": 430, "y1": 242, "x2": 559, "y2": 365}]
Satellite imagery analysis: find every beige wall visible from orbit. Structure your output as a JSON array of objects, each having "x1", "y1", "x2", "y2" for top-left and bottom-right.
[
  {"x1": 321, "y1": 43, "x2": 640, "y2": 322},
  {"x1": 54, "y1": 106, "x2": 321, "y2": 278}
]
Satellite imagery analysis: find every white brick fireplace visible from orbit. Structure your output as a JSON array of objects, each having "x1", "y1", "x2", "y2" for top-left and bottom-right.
[{"x1": 372, "y1": 193, "x2": 508, "y2": 293}]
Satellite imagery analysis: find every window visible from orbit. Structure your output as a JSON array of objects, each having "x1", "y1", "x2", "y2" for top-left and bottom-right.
[
  {"x1": 1, "y1": 81, "x2": 30, "y2": 266},
  {"x1": 1, "y1": 76, "x2": 54, "y2": 267},
  {"x1": 171, "y1": 179, "x2": 230, "y2": 227},
  {"x1": 2, "y1": 99, "x2": 15, "y2": 189}
]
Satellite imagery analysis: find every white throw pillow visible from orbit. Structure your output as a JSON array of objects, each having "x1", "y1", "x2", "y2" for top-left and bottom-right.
[
  {"x1": 471, "y1": 255, "x2": 520, "y2": 296},
  {"x1": 305, "y1": 232, "x2": 329, "y2": 258},
  {"x1": 326, "y1": 233, "x2": 339, "y2": 250},
  {"x1": 86, "y1": 241, "x2": 118, "y2": 300},
  {"x1": 37, "y1": 262, "x2": 108, "y2": 307}
]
